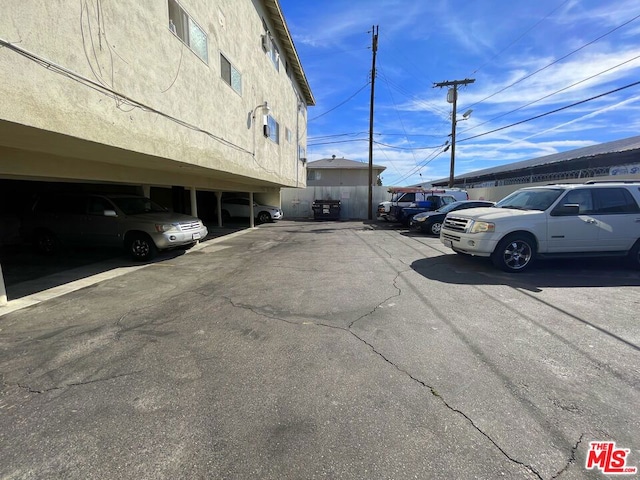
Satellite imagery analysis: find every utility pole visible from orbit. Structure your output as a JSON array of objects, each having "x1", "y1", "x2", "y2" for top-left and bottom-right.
[
  {"x1": 433, "y1": 78, "x2": 475, "y2": 188},
  {"x1": 367, "y1": 25, "x2": 378, "y2": 220}
]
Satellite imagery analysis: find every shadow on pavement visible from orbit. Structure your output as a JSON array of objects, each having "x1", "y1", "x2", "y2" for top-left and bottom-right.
[
  {"x1": 0, "y1": 224, "x2": 246, "y2": 301},
  {"x1": 411, "y1": 254, "x2": 640, "y2": 291}
]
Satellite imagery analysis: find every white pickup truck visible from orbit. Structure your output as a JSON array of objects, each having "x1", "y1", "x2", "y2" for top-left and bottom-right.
[
  {"x1": 440, "y1": 181, "x2": 640, "y2": 272},
  {"x1": 377, "y1": 187, "x2": 468, "y2": 222}
]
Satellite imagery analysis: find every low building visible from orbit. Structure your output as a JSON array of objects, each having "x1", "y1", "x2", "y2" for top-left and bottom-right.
[
  {"x1": 282, "y1": 156, "x2": 388, "y2": 219},
  {"x1": 306, "y1": 156, "x2": 386, "y2": 186}
]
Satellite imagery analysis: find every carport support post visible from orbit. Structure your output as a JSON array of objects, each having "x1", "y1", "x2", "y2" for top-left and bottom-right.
[
  {"x1": 190, "y1": 187, "x2": 198, "y2": 218},
  {"x1": 215, "y1": 191, "x2": 222, "y2": 227},
  {"x1": 0, "y1": 263, "x2": 7, "y2": 306},
  {"x1": 249, "y1": 192, "x2": 255, "y2": 228}
]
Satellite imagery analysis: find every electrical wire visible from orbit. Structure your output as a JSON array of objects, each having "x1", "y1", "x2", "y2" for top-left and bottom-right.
[
  {"x1": 0, "y1": 37, "x2": 254, "y2": 156},
  {"x1": 308, "y1": 82, "x2": 370, "y2": 122},
  {"x1": 464, "y1": 12, "x2": 640, "y2": 111},
  {"x1": 468, "y1": 0, "x2": 571, "y2": 76},
  {"x1": 458, "y1": 53, "x2": 640, "y2": 136},
  {"x1": 458, "y1": 80, "x2": 640, "y2": 143}
]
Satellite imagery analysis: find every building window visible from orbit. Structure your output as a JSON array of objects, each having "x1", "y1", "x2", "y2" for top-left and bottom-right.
[
  {"x1": 168, "y1": 0, "x2": 208, "y2": 63},
  {"x1": 307, "y1": 170, "x2": 319, "y2": 181},
  {"x1": 261, "y1": 31, "x2": 280, "y2": 71},
  {"x1": 265, "y1": 115, "x2": 279, "y2": 143},
  {"x1": 220, "y1": 53, "x2": 242, "y2": 94}
]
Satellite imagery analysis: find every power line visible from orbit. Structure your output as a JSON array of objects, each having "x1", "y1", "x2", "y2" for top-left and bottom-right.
[
  {"x1": 469, "y1": 0, "x2": 571, "y2": 76},
  {"x1": 464, "y1": 12, "x2": 640, "y2": 111},
  {"x1": 458, "y1": 53, "x2": 640, "y2": 136},
  {"x1": 308, "y1": 82, "x2": 370, "y2": 122},
  {"x1": 458, "y1": 80, "x2": 640, "y2": 143}
]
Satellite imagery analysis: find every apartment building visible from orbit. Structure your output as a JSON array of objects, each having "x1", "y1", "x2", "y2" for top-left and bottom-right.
[{"x1": 0, "y1": 0, "x2": 314, "y2": 215}]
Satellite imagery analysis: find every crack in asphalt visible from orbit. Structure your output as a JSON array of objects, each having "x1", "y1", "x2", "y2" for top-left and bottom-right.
[
  {"x1": 223, "y1": 291, "x2": 547, "y2": 480},
  {"x1": 551, "y1": 434, "x2": 585, "y2": 479},
  {"x1": 16, "y1": 370, "x2": 143, "y2": 394},
  {"x1": 348, "y1": 270, "x2": 405, "y2": 330}
]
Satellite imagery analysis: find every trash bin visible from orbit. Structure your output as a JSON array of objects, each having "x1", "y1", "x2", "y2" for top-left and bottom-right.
[{"x1": 312, "y1": 200, "x2": 341, "y2": 220}]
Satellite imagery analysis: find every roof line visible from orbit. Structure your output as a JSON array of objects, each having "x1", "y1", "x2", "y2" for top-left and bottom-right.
[{"x1": 263, "y1": 0, "x2": 315, "y2": 106}]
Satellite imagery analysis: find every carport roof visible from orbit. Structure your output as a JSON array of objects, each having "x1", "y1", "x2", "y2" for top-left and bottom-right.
[{"x1": 431, "y1": 134, "x2": 640, "y2": 185}]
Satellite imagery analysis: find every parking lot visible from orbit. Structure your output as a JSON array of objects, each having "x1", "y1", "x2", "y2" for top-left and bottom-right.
[{"x1": 1, "y1": 220, "x2": 639, "y2": 479}]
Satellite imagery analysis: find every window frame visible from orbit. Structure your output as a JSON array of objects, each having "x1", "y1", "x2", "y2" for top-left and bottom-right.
[
  {"x1": 220, "y1": 53, "x2": 242, "y2": 95},
  {"x1": 266, "y1": 115, "x2": 280, "y2": 144},
  {"x1": 168, "y1": 0, "x2": 209, "y2": 64}
]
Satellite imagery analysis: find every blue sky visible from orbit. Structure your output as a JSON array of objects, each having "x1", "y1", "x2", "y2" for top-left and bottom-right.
[{"x1": 278, "y1": 0, "x2": 640, "y2": 186}]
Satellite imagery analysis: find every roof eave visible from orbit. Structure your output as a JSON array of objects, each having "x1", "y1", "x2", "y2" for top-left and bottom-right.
[{"x1": 263, "y1": 0, "x2": 315, "y2": 106}]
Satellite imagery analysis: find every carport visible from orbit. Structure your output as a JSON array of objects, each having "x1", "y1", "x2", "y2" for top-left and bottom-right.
[{"x1": 0, "y1": 121, "x2": 282, "y2": 306}]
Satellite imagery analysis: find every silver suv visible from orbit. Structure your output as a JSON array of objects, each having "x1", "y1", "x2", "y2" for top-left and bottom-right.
[
  {"x1": 440, "y1": 181, "x2": 640, "y2": 272},
  {"x1": 22, "y1": 193, "x2": 208, "y2": 261}
]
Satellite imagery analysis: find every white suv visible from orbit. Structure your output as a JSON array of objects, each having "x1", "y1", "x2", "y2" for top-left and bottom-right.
[{"x1": 440, "y1": 181, "x2": 640, "y2": 272}]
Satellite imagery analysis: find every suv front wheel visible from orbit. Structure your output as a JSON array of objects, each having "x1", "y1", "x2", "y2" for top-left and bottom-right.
[
  {"x1": 126, "y1": 233, "x2": 158, "y2": 261},
  {"x1": 491, "y1": 234, "x2": 536, "y2": 273}
]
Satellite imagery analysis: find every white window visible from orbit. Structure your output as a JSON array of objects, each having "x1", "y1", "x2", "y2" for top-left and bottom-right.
[
  {"x1": 307, "y1": 170, "x2": 320, "y2": 181},
  {"x1": 168, "y1": 0, "x2": 208, "y2": 63},
  {"x1": 220, "y1": 53, "x2": 242, "y2": 94},
  {"x1": 265, "y1": 115, "x2": 279, "y2": 144},
  {"x1": 261, "y1": 30, "x2": 280, "y2": 71}
]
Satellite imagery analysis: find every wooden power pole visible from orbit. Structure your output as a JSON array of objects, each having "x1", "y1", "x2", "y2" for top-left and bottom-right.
[
  {"x1": 433, "y1": 78, "x2": 475, "y2": 188},
  {"x1": 368, "y1": 25, "x2": 378, "y2": 220}
]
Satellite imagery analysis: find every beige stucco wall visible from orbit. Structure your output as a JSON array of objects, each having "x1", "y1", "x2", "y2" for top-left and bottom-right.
[
  {"x1": 0, "y1": 0, "x2": 309, "y2": 192},
  {"x1": 308, "y1": 168, "x2": 385, "y2": 187}
]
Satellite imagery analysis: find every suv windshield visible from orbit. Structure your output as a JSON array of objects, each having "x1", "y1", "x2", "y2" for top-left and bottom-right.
[
  {"x1": 495, "y1": 188, "x2": 563, "y2": 211},
  {"x1": 111, "y1": 197, "x2": 167, "y2": 215}
]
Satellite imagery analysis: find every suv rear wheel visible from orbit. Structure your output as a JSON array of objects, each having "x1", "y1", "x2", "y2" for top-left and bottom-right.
[
  {"x1": 35, "y1": 229, "x2": 58, "y2": 254},
  {"x1": 491, "y1": 234, "x2": 536, "y2": 273}
]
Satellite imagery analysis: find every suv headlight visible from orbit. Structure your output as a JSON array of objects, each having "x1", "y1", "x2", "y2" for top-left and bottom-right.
[
  {"x1": 155, "y1": 223, "x2": 179, "y2": 233},
  {"x1": 468, "y1": 220, "x2": 495, "y2": 233}
]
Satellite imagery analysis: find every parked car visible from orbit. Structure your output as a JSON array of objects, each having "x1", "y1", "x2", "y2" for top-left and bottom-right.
[
  {"x1": 395, "y1": 194, "x2": 458, "y2": 226},
  {"x1": 410, "y1": 200, "x2": 495, "y2": 235},
  {"x1": 377, "y1": 187, "x2": 468, "y2": 222},
  {"x1": 440, "y1": 181, "x2": 640, "y2": 272},
  {"x1": 21, "y1": 193, "x2": 208, "y2": 261},
  {"x1": 220, "y1": 197, "x2": 283, "y2": 223}
]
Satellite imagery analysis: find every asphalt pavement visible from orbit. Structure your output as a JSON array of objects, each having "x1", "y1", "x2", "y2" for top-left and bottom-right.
[{"x1": 1, "y1": 220, "x2": 639, "y2": 479}]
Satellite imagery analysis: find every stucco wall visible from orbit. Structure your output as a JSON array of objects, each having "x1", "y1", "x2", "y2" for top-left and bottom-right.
[
  {"x1": 0, "y1": 0, "x2": 309, "y2": 191},
  {"x1": 308, "y1": 169, "x2": 384, "y2": 186}
]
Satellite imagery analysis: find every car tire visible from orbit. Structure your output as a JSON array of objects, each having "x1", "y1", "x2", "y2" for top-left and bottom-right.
[
  {"x1": 257, "y1": 211, "x2": 272, "y2": 224},
  {"x1": 429, "y1": 222, "x2": 442, "y2": 236},
  {"x1": 35, "y1": 229, "x2": 58, "y2": 254},
  {"x1": 126, "y1": 233, "x2": 158, "y2": 261},
  {"x1": 628, "y1": 239, "x2": 640, "y2": 270},
  {"x1": 491, "y1": 233, "x2": 536, "y2": 273}
]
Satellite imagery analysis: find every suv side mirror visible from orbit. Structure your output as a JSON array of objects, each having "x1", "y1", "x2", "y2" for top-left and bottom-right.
[
  {"x1": 104, "y1": 209, "x2": 117, "y2": 217},
  {"x1": 551, "y1": 203, "x2": 580, "y2": 216}
]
